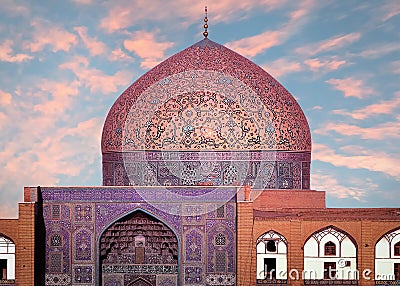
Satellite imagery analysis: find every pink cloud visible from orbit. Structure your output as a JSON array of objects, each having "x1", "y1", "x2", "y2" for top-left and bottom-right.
[
  {"x1": 24, "y1": 20, "x2": 78, "y2": 52},
  {"x1": 72, "y1": 0, "x2": 93, "y2": 4},
  {"x1": 381, "y1": 1, "x2": 400, "y2": 21},
  {"x1": 74, "y1": 26, "x2": 107, "y2": 56},
  {"x1": 304, "y1": 57, "x2": 346, "y2": 72},
  {"x1": 0, "y1": 90, "x2": 12, "y2": 105},
  {"x1": 124, "y1": 31, "x2": 174, "y2": 69},
  {"x1": 0, "y1": 112, "x2": 6, "y2": 130},
  {"x1": 60, "y1": 56, "x2": 133, "y2": 93},
  {"x1": 0, "y1": 40, "x2": 33, "y2": 63},
  {"x1": 262, "y1": 58, "x2": 302, "y2": 78},
  {"x1": 33, "y1": 80, "x2": 81, "y2": 115},
  {"x1": 314, "y1": 121, "x2": 400, "y2": 140},
  {"x1": 311, "y1": 172, "x2": 366, "y2": 200},
  {"x1": 325, "y1": 77, "x2": 376, "y2": 98},
  {"x1": 311, "y1": 106, "x2": 323, "y2": 110},
  {"x1": 226, "y1": 0, "x2": 315, "y2": 57},
  {"x1": 226, "y1": 30, "x2": 288, "y2": 58},
  {"x1": 0, "y1": 117, "x2": 103, "y2": 192},
  {"x1": 332, "y1": 92, "x2": 400, "y2": 120},
  {"x1": 313, "y1": 143, "x2": 400, "y2": 180},
  {"x1": 296, "y1": 33, "x2": 361, "y2": 56},
  {"x1": 100, "y1": 0, "x2": 288, "y2": 33},
  {"x1": 358, "y1": 43, "x2": 398, "y2": 59},
  {"x1": 109, "y1": 48, "x2": 135, "y2": 62}
]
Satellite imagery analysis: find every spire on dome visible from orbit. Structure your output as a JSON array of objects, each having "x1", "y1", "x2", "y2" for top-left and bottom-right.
[{"x1": 203, "y1": 6, "x2": 208, "y2": 38}]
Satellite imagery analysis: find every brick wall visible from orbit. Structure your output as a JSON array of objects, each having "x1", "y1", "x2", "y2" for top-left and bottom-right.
[
  {"x1": 238, "y1": 201, "x2": 400, "y2": 286},
  {"x1": 0, "y1": 201, "x2": 37, "y2": 286}
]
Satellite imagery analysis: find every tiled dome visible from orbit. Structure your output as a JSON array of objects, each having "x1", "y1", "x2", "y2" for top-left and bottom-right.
[
  {"x1": 102, "y1": 38, "x2": 311, "y2": 153},
  {"x1": 101, "y1": 38, "x2": 311, "y2": 188}
]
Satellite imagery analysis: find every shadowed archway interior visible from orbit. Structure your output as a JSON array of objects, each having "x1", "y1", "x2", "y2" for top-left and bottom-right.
[{"x1": 100, "y1": 210, "x2": 178, "y2": 286}]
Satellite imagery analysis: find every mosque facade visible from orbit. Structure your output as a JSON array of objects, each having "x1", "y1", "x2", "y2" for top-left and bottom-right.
[{"x1": 0, "y1": 30, "x2": 400, "y2": 286}]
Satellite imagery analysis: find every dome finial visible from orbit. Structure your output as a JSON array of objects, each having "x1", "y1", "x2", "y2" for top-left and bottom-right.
[{"x1": 203, "y1": 6, "x2": 208, "y2": 38}]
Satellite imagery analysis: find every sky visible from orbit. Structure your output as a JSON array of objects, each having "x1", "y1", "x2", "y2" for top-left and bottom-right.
[{"x1": 0, "y1": 0, "x2": 399, "y2": 218}]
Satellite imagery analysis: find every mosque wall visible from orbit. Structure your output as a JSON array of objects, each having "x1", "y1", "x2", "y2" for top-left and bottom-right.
[
  {"x1": 38, "y1": 186, "x2": 237, "y2": 286},
  {"x1": 237, "y1": 199, "x2": 400, "y2": 286}
]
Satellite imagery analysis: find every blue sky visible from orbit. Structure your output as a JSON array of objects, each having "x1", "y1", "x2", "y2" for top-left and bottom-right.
[{"x1": 0, "y1": 0, "x2": 399, "y2": 217}]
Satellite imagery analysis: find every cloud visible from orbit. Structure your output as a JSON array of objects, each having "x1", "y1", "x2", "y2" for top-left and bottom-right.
[
  {"x1": 314, "y1": 121, "x2": 400, "y2": 140},
  {"x1": 332, "y1": 92, "x2": 400, "y2": 120},
  {"x1": 0, "y1": 0, "x2": 29, "y2": 16},
  {"x1": 100, "y1": 0, "x2": 289, "y2": 33},
  {"x1": 23, "y1": 19, "x2": 78, "y2": 52},
  {"x1": 391, "y1": 61, "x2": 400, "y2": 74},
  {"x1": 0, "y1": 72, "x2": 104, "y2": 218},
  {"x1": 311, "y1": 172, "x2": 366, "y2": 200},
  {"x1": 225, "y1": 0, "x2": 315, "y2": 57},
  {"x1": 357, "y1": 43, "x2": 398, "y2": 59},
  {"x1": 263, "y1": 56, "x2": 346, "y2": 79},
  {"x1": 124, "y1": 31, "x2": 174, "y2": 69},
  {"x1": 311, "y1": 106, "x2": 323, "y2": 110},
  {"x1": 0, "y1": 40, "x2": 33, "y2": 63},
  {"x1": 0, "y1": 117, "x2": 103, "y2": 189},
  {"x1": 72, "y1": 0, "x2": 93, "y2": 4},
  {"x1": 0, "y1": 90, "x2": 12, "y2": 105},
  {"x1": 296, "y1": 33, "x2": 361, "y2": 56},
  {"x1": 33, "y1": 80, "x2": 81, "y2": 115},
  {"x1": 0, "y1": 112, "x2": 6, "y2": 130},
  {"x1": 325, "y1": 77, "x2": 376, "y2": 98},
  {"x1": 304, "y1": 57, "x2": 346, "y2": 73},
  {"x1": 262, "y1": 58, "x2": 303, "y2": 78},
  {"x1": 109, "y1": 48, "x2": 135, "y2": 62},
  {"x1": 381, "y1": 1, "x2": 400, "y2": 21},
  {"x1": 60, "y1": 56, "x2": 133, "y2": 93},
  {"x1": 313, "y1": 143, "x2": 400, "y2": 180},
  {"x1": 226, "y1": 29, "x2": 288, "y2": 58},
  {"x1": 74, "y1": 26, "x2": 107, "y2": 56}
]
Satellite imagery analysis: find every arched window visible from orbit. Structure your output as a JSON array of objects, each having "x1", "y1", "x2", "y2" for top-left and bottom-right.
[
  {"x1": 266, "y1": 240, "x2": 277, "y2": 252},
  {"x1": 215, "y1": 233, "x2": 226, "y2": 246},
  {"x1": 394, "y1": 241, "x2": 400, "y2": 256},
  {"x1": 50, "y1": 234, "x2": 62, "y2": 247},
  {"x1": 0, "y1": 234, "x2": 15, "y2": 280},
  {"x1": 324, "y1": 241, "x2": 336, "y2": 256},
  {"x1": 375, "y1": 228, "x2": 400, "y2": 282},
  {"x1": 256, "y1": 230, "x2": 287, "y2": 281},
  {"x1": 304, "y1": 226, "x2": 357, "y2": 281}
]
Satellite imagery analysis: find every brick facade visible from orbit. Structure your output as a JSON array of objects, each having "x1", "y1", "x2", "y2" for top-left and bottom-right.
[{"x1": 236, "y1": 189, "x2": 400, "y2": 286}]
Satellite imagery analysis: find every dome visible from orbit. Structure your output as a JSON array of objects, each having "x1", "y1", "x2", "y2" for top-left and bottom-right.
[{"x1": 101, "y1": 38, "x2": 311, "y2": 189}]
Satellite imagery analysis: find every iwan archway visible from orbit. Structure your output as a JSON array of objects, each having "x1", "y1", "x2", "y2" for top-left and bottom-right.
[{"x1": 99, "y1": 210, "x2": 179, "y2": 286}]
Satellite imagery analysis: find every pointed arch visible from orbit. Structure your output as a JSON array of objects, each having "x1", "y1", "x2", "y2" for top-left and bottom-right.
[
  {"x1": 127, "y1": 277, "x2": 152, "y2": 286},
  {"x1": 375, "y1": 226, "x2": 400, "y2": 281},
  {"x1": 256, "y1": 230, "x2": 288, "y2": 281},
  {"x1": 0, "y1": 233, "x2": 16, "y2": 280},
  {"x1": 304, "y1": 225, "x2": 358, "y2": 248},
  {"x1": 303, "y1": 225, "x2": 357, "y2": 281},
  {"x1": 206, "y1": 222, "x2": 235, "y2": 273},
  {"x1": 98, "y1": 208, "x2": 180, "y2": 286}
]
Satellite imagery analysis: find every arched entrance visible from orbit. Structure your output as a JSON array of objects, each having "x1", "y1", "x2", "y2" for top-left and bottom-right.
[
  {"x1": 100, "y1": 210, "x2": 178, "y2": 286},
  {"x1": 0, "y1": 233, "x2": 15, "y2": 281},
  {"x1": 303, "y1": 226, "x2": 357, "y2": 283},
  {"x1": 375, "y1": 227, "x2": 400, "y2": 282},
  {"x1": 127, "y1": 277, "x2": 152, "y2": 286},
  {"x1": 255, "y1": 230, "x2": 288, "y2": 283}
]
